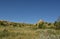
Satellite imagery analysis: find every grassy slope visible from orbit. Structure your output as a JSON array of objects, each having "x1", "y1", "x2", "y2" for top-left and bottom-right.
[
  {"x1": 0, "y1": 26, "x2": 39, "y2": 39},
  {"x1": 0, "y1": 26, "x2": 60, "y2": 39},
  {"x1": 0, "y1": 21, "x2": 60, "y2": 39}
]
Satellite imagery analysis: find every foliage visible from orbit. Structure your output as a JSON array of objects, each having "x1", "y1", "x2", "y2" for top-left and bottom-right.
[
  {"x1": 54, "y1": 21, "x2": 60, "y2": 29},
  {"x1": 48, "y1": 23, "x2": 51, "y2": 26},
  {"x1": 0, "y1": 29, "x2": 10, "y2": 38},
  {"x1": 38, "y1": 22, "x2": 46, "y2": 29},
  {"x1": 0, "y1": 20, "x2": 60, "y2": 39},
  {"x1": 54, "y1": 16, "x2": 60, "y2": 29}
]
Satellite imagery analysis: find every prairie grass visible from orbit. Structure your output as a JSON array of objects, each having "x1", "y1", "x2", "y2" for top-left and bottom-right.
[{"x1": 0, "y1": 26, "x2": 60, "y2": 39}]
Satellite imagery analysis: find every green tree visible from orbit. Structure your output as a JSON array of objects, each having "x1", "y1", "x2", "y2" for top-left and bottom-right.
[
  {"x1": 38, "y1": 22, "x2": 46, "y2": 29},
  {"x1": 54, "y1": 16, "x2": 60, "y2": 29}
]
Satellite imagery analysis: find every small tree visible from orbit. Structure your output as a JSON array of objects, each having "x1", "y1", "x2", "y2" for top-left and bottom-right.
[
  {"x1": 38, "y1": 22, "x2": 46, "y2": 29},
  {"x1": 48, "y1": 23, "x2": 51, "y2": 26},
  {"x1": 54, "y1": 16, "x2": 60, "y2": 29},
  {"x1": 38, "y1": 23, "x2": 44, "y2": 28}
]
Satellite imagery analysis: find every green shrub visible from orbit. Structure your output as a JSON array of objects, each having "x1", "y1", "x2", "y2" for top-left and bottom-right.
[
  {"x1": 0, "y1": 29, "x2": 10, "y2": 38},
  {"x1": 38, "y1": 23, "x2": 46, "y2": 29},
  {"x1": 54, "y1": 21, "x2": 60, "y2": 29}
]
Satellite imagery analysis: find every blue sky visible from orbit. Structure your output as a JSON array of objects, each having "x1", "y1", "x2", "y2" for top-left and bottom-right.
[{"x1": 0, "y1": 0, "x2": 60, "y2": 24}]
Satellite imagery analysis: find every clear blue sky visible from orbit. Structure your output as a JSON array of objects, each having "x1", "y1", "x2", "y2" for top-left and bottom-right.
[{"x1": 0, "y1": 0, "x2": 60, "y2": 24}]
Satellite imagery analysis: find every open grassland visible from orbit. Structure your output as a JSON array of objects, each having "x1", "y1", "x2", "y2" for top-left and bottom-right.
[
  {"x1": 0, "y1": 26, "x2": 60, "y2": 39},
  {"x1": 0, "y1": 20, "x2": 60, "y2": 39}
]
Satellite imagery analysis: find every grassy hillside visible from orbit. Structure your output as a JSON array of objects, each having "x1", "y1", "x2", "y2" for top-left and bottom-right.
[{"x1": 0, "y1": 20, "x2": 60, "y2": 39}]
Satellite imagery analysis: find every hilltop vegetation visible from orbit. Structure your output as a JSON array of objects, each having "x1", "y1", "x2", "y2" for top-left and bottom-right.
[
  {"x1": 0, "y1": 17, "x2": 60, "y2": 39},
  {"x1": 0, "y1": 19, "x2": 60, "y2": 29}
]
